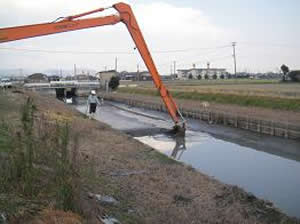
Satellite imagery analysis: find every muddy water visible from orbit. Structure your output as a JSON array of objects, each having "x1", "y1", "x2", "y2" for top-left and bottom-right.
[
  {"x1": 76, "y1": 102, "x2": 300, "y2": 218},
  {"x1": 136, "y1": 132, "x2": 300, "y2": 218}
]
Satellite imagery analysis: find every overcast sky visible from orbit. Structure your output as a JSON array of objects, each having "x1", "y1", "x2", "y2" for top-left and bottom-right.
[{"x1": 0, "y1": 0, "x2": 299, "y2": 75}]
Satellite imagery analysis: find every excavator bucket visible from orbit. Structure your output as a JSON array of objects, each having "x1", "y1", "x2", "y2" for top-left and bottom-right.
[{"x1": 171, "y1": 123, "x2": 186, "y2": 136}]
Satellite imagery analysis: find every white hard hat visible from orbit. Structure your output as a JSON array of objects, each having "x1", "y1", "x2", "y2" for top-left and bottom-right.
[{"x1": 91, "y1": 90, "x2": 96, "y2": 95}]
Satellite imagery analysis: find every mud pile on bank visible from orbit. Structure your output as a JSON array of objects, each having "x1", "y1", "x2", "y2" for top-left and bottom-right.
[{"x1": 0, "y1": 89, "x2": 299, "y2": 224}]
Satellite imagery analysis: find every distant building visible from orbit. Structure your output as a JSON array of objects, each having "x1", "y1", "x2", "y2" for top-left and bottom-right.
[
  {"x1": 96, "y1": 70, "x2": 119, "y2": 82},
  {"x1": 119, "y1": 71, "x2": 135, "y2": 80},
  {"x1": 178, "y1": 66, "x2": 227, "y2": 80},
  {"x1": 161, "y1": 75, "x2": 173, "y2": 80},
  {"x1": 139, "y1": 71, "x2": 151, "y2": 81},
  {"x1": 249, "y1": 72, "x2": 281, "y2": 80},
  {"x1": 10, "y1": 76, "x2": 25, "y2": 84},
  {"x1": 48, "y1": 75, "x2": 60, "y2": 82},
  {"x1": 74, "y1": 74, "x2": 98, "y2": 81},
  {"x1": 119, "y1": 71, "x2": 151, "y2": 81},
  {"x1": 25, "y1": 73, "x2": 49, "y2": 83}
]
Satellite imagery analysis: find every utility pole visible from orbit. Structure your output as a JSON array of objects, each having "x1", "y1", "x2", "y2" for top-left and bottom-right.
[
  {"x1": 232, "y1": 42, "x2": 237, "y2": 77},
  {"x1": 137, "y1": 63, "x2": 140, "y2": 81},
  {"x1": 19, "y1": 68, "x2": 23, "y2": 77},
  {"x1": 74, "y1": 64, "x2": 77, "y2": 76},
  {"x1": 173, "y1": 61, "x2": 176, "y2": 75},
  {"x1": 115, "y1": 57, "x2": 118, "y2": 71}
]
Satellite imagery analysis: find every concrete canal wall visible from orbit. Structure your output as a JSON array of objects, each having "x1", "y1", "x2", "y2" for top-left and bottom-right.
[{"x1": 102, "y1": 93, "x2": 300, "y2": 140}]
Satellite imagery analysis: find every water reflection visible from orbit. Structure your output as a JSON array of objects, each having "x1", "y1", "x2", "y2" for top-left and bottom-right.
[{"x1": 170, "y1": 135, "x2": 186, "y2": 160}]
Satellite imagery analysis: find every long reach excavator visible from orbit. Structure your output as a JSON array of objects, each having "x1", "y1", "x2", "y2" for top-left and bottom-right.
[{"x1": 0, "y1": 2, "x2": 186, "y2": 133}]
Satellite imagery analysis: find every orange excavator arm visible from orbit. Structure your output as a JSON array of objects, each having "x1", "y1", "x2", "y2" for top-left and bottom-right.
[{"x1": 0, "y1": 2, "x2": 185, "y2": 130}]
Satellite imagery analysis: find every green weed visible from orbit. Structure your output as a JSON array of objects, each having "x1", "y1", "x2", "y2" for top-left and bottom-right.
[{"x1": 0, "y1": 97, "x2": 81, "y2": 220}]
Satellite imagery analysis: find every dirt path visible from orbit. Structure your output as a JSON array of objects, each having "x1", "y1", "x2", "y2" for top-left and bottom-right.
[{"x1": 1, "y1": 89, "x2": 299, "y2": 224}]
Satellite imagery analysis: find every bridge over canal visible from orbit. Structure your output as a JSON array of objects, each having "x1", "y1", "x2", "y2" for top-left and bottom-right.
[{"x1": 23, "y1": 80, "x2": 101, "y2": 100}]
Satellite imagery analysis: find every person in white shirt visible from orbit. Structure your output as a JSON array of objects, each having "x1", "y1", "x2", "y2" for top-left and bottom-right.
[{"x1": 87, "y1": 90, "x2": 101, "y2": 119}]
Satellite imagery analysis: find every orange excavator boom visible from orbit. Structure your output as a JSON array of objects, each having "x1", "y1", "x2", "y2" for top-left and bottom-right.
[{"x1": 0, "y1": 2, "x2": 185, "y2": 130}]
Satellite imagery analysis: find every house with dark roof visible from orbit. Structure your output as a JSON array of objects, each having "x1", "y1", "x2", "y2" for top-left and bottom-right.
[
  {"x1": 96, "y1": 70, "x2": 119, "y2": 82},
  {"x1": 25, "y1": 73, "x2": 49, "y2": 83}
]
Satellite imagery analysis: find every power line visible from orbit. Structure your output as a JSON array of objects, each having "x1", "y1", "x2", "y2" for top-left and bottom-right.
[
  {"x1": 153, "y1": 45, "x2": 231, "y2": 53},
  {"x1": 174, "y1": 55, "x2": 233, "y2": 69},
  {"x1": 0, "y1": 47, "x2": 135, "y2": 55},
  {"x1": 155, "y1": 47, "x2": 231, "y2": 68},
  {"x1": 0, "y1": 45, "x2": 231, "y2": 55},
  {"x1": 238, "y1": 41, "x2": 300, "y2": 49}
]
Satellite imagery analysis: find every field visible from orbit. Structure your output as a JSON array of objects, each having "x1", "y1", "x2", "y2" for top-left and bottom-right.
[
  {"x1": 119, "y1": 79, "x2": 300, "y2": 112},
  {"x1": 123, "y1": 79, "x2": 300, "y2": 99}
]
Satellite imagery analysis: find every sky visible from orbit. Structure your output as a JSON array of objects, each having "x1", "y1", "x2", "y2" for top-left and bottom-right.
[{"x1": 0, "y1": 0, "x2": 299, "y2": 76}]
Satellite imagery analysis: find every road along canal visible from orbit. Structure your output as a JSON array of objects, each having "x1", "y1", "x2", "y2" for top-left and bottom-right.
[{"x1": 76, "y1": 100, "x2": 300, "y2": 218}]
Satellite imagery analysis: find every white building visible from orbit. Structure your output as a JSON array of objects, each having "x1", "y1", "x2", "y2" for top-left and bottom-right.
[{"x1": 177, "y1": 66, "x2": 227, "y2": 80}]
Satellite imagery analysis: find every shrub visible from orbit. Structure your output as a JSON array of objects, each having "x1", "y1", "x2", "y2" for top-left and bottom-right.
[
  {"x1": 289, "y1": 70, "x2": 300, "y2": 82},
  {"x1": 109, "y1": 76, "x2": 120, "y2": 90}
]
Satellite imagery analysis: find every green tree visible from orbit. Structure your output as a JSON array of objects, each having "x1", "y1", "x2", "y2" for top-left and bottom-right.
[
  {"x1": 281, "y1": 64, "x2": 289, "y2": 81},
  {"x1": 109, "y1": 76, "x2": 120, "y2": 90}
]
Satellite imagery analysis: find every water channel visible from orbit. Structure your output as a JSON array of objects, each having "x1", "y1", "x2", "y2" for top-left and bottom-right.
[{"x1": 76, "y1": 101, "x2": 300, "y2": 218}]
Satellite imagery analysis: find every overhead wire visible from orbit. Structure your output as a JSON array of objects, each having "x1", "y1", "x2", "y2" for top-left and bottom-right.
[
  {"x1": 238, "y1": 41, "x2": 300, "y2": 49},
  {"x1": 0, "y1": 44, "x2": 234, "y2": 72},
  {"x1": 0, "y1": 44, "x2": 231, "y2": 55},
  {"x1": 0, "y1": 47, "x2": 135, "y2": 55},
  {"x1": 155, "y1": 46, "x2": 231, "y2": 68}
]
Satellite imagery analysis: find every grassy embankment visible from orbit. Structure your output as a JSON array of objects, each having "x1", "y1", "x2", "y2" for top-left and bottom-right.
[
  {"x1": 0, "y1": 91, "x2": 84, "y2": 223},
  {"x1": 118, "y1": 84, "x2": 300, "y2": 112},
  {"x1": 0, "y1": 90, "x2": 178, "y2": 223}
]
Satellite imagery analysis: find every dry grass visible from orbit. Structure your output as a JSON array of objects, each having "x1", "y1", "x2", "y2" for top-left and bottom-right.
[{"x1": 30, "y1": 209, "x2": 82, "y2": 224}]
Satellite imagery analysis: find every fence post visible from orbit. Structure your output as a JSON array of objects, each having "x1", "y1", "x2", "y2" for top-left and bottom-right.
[
  {"x1": 223, "y1": 113, "x2": 226, "y2": 125},
  {"x1": 271, "y1": 121, "x2": 275, "y2": 136},
  {"x1": 257, "y1": 120, "x2": 261, "y2": 133},
  {"x1": 284, "y1": 122, "x2": 289, "y2": 139}
]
